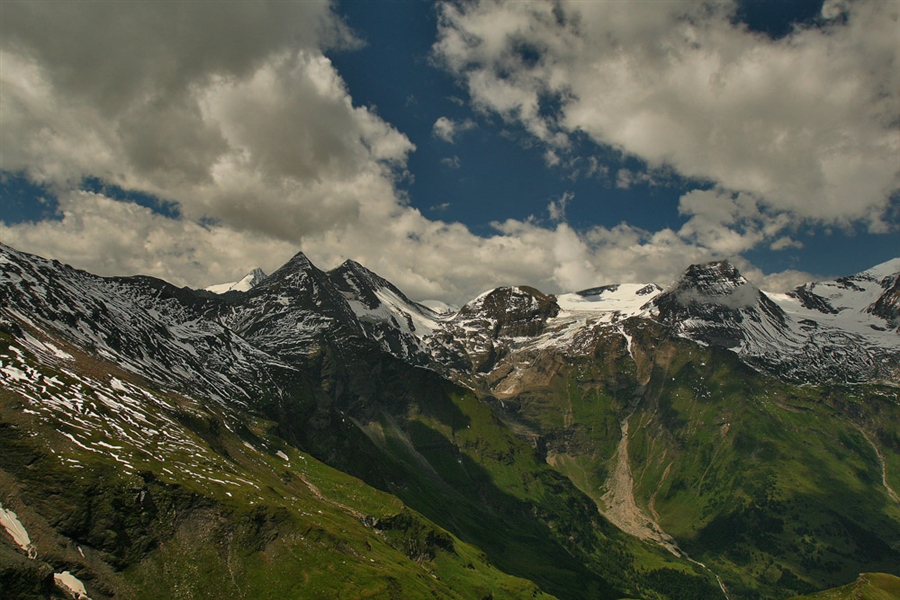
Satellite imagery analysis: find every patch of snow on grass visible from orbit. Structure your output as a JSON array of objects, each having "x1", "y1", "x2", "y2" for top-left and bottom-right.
[
  {"x1": 1, "y1": 364, "x2": 29, "y2": 381},
  {"x1": 54, "y1": 571, "x2": 91, "y2": 599},
  {"x1": 0, "y1": 502, "x2": 36, "y2": 558}
]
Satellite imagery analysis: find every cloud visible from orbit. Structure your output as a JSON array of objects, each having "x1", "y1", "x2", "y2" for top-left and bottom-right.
[
  {"x1": 758, "y1": 269, "x2": 818, "y2": 293},
  {"x1": 0, "y1": 1, "x2": 353, "y2": 110},
  {"x1": 615, "y1": 168, "x2": 670, "y2": 190},
  {"x1": 0, "y1": 0, "x2": 846, "y2": 306},
  {"x1": 440, "y1": 156, "x2": 461, "y2": 169},
  {"x1": 434, "y1": 0, "x2": 899, "y2": 228},
  {"x1": 0, "y1": 191, "x2": 298, "y2": 286},
  {"x1": 432, "y1": 116, "x2": 475, "y2": 143},
  {"x1": 676, "y1": 188, "x2": 799, "y2": 255},
  {"x1": 1, "y1": 185, "x2": 807, "y2": 305},
  {"x1": 0, "y1": 1, "x2": 414, "y2": 252},
  {"x1": 769, "y1": 236, "x2": 803, "y2": 251},
  {"x1": 547, "y1": 191, "x2": 573, "y2": 222}
]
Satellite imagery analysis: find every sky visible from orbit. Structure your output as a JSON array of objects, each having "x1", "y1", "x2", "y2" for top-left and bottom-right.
[{"x1": 0, "y1": 0, "x2": 897, "y2": 305}]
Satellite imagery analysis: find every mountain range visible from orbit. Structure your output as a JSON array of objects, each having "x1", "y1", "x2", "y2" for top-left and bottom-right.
[{"x1": 1, "y1": 242, "x2": 898, "y2": 599}]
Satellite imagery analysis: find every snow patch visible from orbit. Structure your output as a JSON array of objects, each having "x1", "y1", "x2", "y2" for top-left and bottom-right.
[
  {"x1": 557, "y1": 283, "x2": 660, "y2": 317},
  {"x1": 0, "y1": 502, "x2": 36, "y2": 558},
  {"x1": 54, "y1": 571, "x2": 91, "y2": 599},
  {"x1": 619, "y1": 327, "x2": 635, "y2": 360},
  {"x1": 205, "y1": 269, "x2": 267, "y2": 294}
]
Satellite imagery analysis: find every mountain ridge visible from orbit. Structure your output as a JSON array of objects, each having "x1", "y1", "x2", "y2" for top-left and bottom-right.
[{"x1": 198, "y1": 250, "x2": 900, "y2": 385}]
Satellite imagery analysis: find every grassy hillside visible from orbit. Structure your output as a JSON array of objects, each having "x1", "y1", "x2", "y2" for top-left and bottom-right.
[
  {"x1": 791, "y1": 573, "x2": 900, "y2": 600},
  {"x1": 0, "y1": 316, "x2": 722, "y2": 600},
  {"x1": 279, "y1": 342, "x2": 722, "y2": 599},
  {"x1": 0, "y1": 329, "x2": 550, "y2": 599},
  {"x1": 474, "y1": 320, "x2": 900, "y2": 599}
]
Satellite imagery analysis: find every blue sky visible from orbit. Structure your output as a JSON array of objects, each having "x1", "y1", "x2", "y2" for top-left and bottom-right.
[{"x1": 1, "y1": 0, "x2": 897, "y2": 304}]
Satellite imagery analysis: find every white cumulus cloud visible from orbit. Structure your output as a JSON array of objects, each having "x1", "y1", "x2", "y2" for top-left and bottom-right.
[{"x1": 434, "y1": 0, "x2": 899, "y2": 229}]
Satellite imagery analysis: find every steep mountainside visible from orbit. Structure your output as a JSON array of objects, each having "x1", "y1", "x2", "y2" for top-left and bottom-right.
[
  {"x1": 1, "y1": 242, "x2": 898, "y2": 600},
  {"x1": 327, "y1": 259, "x2": 448, "y2": 365}
]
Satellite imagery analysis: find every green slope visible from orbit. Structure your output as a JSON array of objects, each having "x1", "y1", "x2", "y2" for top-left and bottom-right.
[
  {"x1": 473, "y1": 320, "x2": 900, "y2": 599},
  {"x1": 0, "y1": 330, "x2": 549, "y2": 600},
  {"x1": 286, "y1": 339, "x2": 728, "y2": 600},
  {"x1": 791, "y1": 573, "x2": 900, "y2": 600}
]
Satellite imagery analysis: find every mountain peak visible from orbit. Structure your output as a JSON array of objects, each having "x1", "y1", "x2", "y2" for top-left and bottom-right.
[
  {"x1": 285, "y1": 251, "x2": 314, "y2": 269},
  {"x1": 336, "y1": 258, "x2": 367, "y2": 272},
  {"x1": 247, "y1": 267, "x2": 267, "y2": 282},
  {"x1": 204, "y1": 268, "x2": 268, "y2": 294},
  {"x1": 680, "y1": 259, "x2": 745, "y2": 285},
  {"x1": 860, "y1": 257, "x2": 900, "y2": 281},
  {"x1": 649, "y1": 259, "x2": 792, "y2": 351},
  {"x1": 261, "y1": 251, "x2": 320, "y2": 286},
  {"x1": 457, "y1": 286, "x2": 559, "y2": 338},
  {"x1": 328, "y1": 259, "x2": 418, "y2": 310},
  {"x1": 668, "y1": 260, "x2": 758, "y2": 308}
]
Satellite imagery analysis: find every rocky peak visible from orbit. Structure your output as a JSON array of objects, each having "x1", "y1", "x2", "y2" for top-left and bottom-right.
[
  {"x1": 328, "y1": 259, "x2": 417, "y2": 311},
  {"x1": 651, "y1": 260, "x2": 788, "y2": 350},
  {"x1": 245, "y1": 267, "x2": 268, "y2": 287},
  {"x1": 213, "y1": 251, "x2": 365, "y2": 362},
  {"x1": 280, "y1": 251, "x2": 320, "y2": 275},
  {"x1": 458, "y1": 286, "x2": 560, "y2": 338},
  {"x1": 668, "y1": 260, "x2": 757, "y2": 306},
  {"x1": 250, "y1": 251, "x2": 336, "y2": 304}
]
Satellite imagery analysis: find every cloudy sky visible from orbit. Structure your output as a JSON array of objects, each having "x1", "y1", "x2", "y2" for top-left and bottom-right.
[{"x1": 1, "y1": 0, "x2": 897, "y2": 304}]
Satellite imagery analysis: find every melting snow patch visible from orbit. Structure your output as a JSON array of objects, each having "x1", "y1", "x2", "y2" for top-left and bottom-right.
[
  {"x1": 94, "y1": 441, "x2": 124, "y2": 450},
  {"x1": 1, "y1": 365, "x2": 30, "y2": 382},
  {"x1": 22, "y1": 332, "x2": 74, "y2": 361},
  {"x1": 276, "y1": 450, "x2": 290, "y2": 461},
  {"x1": 54, "y1": 571, "x2": 91, "y2": 599},
  {"x1": 619, "y1": 327, "x2": 635, "y2": 360},
  {"x1": 0, "y1": 502, "x2": 36, "y2": 558}
]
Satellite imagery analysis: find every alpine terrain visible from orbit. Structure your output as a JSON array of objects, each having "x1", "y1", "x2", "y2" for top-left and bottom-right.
[{"x1": 1, "y1": 242, "x2": 898, "y2": 599}]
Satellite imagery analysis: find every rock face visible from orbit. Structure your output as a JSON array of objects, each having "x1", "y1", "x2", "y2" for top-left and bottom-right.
[
  {"x1": 213, "y1": 251, "x2": 365, "y2": 363},
  {"x1": 0, "y1": 245, "x2": 293, "y2": 405},
  {"x1": 869, "y1": 275, "x2": 900, "y2": 327},
  {"x1": 326, "y1": 259, "x2": 447, "y2": 365},
  {"x1": 425, "y1": 286, "x2": 561, "y2": 375},
  {"x1": 457, "y1": 286, "x2": 560, "y2": 338}
]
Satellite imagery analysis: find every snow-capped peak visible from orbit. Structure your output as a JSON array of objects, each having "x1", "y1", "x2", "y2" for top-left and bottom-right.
[
  {"x1": 861, "y1": 257, "x2": 900, "y2": 281},
  {"x1": 204, "y1": 268, "x2": 267, "y2": 294},
  {"x1": 666, "y1": 260, "x2": 758, "y2": 308}
]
